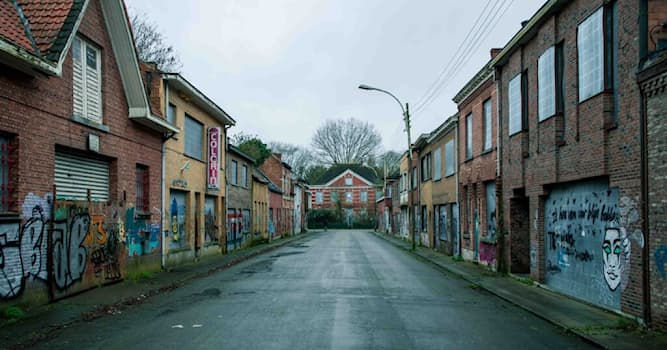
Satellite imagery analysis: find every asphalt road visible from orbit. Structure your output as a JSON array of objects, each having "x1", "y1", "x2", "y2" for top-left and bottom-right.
[{"x1": 35, "y1": 230, "x2": 592, "y2": 349}]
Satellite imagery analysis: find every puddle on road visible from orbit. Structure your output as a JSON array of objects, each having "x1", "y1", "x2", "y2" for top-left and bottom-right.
[
  {"x1": 289, "y1": 243, "x2": 309, "y2": 248},
  {"x1": 239, "y1": 259, "x2": 275, "y2": 275},
  {"x1": 269, "y1": 251, "x2": 305, "y2": 258}
]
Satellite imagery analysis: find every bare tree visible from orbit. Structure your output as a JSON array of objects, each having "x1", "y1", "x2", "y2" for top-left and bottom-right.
[
  {"x1": 269, "y1": 142, "x2": 313, "y2": 179},
  {"x1": 311, "y1": 118, "x2": 382, "y2": 165},
  {"x1": 375, "y1": 150, "x2": 402, "y2": 177},
  {"x1": 130, "y1": 10, "x2": 182, "y2": 72}
]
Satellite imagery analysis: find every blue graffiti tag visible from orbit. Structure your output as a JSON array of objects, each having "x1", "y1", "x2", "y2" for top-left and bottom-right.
[{"x1": 656, "y1": 246, "x2": 667, "y2": 279}]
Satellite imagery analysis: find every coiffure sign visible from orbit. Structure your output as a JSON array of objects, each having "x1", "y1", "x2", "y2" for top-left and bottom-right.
[{"x1": 208, "y1": 127, "x2": 221, "y2": 189}]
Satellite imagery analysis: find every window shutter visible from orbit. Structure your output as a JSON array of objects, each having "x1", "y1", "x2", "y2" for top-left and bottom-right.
[
  {"x1": 85, "y1": 45, "x2": 102, "y2": 123},
  {"x1": 55, "y1": 152, "x2": 109, "y2": 201},
  {"x1": 72, "y1": 38, "x2": 85, "y2": 117}
]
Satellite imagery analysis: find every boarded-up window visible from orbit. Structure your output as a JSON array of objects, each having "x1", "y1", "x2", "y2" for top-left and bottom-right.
[
  {"x1": 184, "y1": 114, "x2": 203, "y2": 160},
  {"x1": 55, "y1": 152, "x2": 109, "y2": 201}
]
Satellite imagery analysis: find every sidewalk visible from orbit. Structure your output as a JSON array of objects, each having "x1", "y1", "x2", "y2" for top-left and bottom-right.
[
  {"x1": 0, "y1": 232, "x2": 315, "y2": 350},
  {"x1": 372, "y1": 231, "x2": 667, "y2": 350}
]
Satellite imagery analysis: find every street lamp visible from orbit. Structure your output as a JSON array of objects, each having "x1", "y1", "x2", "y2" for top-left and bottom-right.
[{"x1": 358, "y1": 84, "x2": 416, "y2": 251}]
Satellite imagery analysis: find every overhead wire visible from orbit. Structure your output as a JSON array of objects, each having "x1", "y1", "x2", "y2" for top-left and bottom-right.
[
  {"x1": 413, "y1": 0, "x2": 515, "y2": 117},
  {"x1": 412, "y1": 0, "x2": 496, "y2": 110}
]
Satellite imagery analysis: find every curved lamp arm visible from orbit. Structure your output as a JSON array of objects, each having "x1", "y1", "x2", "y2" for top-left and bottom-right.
[{"x1": 358, "y1": 84, "x2": 406, "y2": 116}]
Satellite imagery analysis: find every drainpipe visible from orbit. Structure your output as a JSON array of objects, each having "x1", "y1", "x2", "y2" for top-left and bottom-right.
[
  {"x1": 455, "y1": 118, "x2": 460, "y2": 258},
  {"x1": 639, "y1": 76, "x2": 651, "y2": 326},
  {"x1": 161, "y1": 81, "x2": 170, "y2": 270},
  {"x1": 638, "y1": 0, "x2": 651, "y2": 326},
  {"x1": 495, "y1": 67, "x2": 506, "y2": 273},
  {"x1": 224, "y1": 125, "x2": 232, "y2": 252}
]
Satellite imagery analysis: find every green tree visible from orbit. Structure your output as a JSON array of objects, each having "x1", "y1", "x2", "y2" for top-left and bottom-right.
[
  {"x1": 304, "y1": 164, "x2": 328, "y2": 184},
  {"x1": 231, "y1": 133, "x2": 272, "y2": 165}
]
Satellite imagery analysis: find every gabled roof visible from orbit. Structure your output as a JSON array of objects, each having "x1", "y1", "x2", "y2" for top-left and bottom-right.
[
  {"x1": 255, "y1": 168, "x2": 282, "y2": 194},
  {"x1": 0, "y1": 0, "x2": 86, "y2": 75},
  {"x1": 229, "y1": 144, "x2": 256, "y2": 164},
  {"x1": 0, "y1": 0, "x2": 178, "y2": 134},
  {"x1": 310, "y1": 164, "x2": 379, "y2": 186},
  {"x1": 163, "y1": 73, "x2": 235, "y2": 126}
]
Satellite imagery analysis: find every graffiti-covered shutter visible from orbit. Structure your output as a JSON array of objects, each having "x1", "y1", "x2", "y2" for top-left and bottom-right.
[{"x1": 55, "y1": 152, "x2": 109, "y2": 201}]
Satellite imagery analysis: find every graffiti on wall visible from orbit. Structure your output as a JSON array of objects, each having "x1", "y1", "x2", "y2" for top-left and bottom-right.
[
  {"x1": 125, "y1": 207, "x2": 160, "y2": 256},
  {"x1": 52, "y1": 206, "x2": 90, "y2": 291},
  {"x1": 544, "y1": 180, "x2": 644, "y2": 310},
  {"x1": 485, "y1": 181, "x2": 496, "y2": 241},
  {"x1": 0, "y1": 199, "x2": 50, "y2": 299},
  {"x1": 656, "y1": 246, "x2": 667, "y2": 279}
]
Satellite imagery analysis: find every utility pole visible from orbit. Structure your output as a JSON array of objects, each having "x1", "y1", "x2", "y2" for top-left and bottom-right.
[
  {"x1": 404, "y1": 103, "x2": 415, "y2": 251},
  {"x1": 358, "y1": 84, "x2": 415, "y2": 250}
]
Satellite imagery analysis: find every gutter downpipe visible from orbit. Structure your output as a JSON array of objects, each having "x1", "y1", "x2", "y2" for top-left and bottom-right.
[
  {"x1": 494, "y1": 67, "x2": 505, "y2": 273},
  {"x1": 638, "y1": 0, "x2": 651, "y2": 326},
  {"x1": 455, "y1": 117, "x2": 460, "y2": 258},
  {"x1": 161, "y1": 81, "x2": 170, "y2": 270},
  {"x1": 224, "y1": 125, "x2": 232, "y2": 250}
]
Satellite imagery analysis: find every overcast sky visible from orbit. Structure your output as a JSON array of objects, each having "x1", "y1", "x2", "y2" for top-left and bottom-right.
[{"x1": 126, "y1": 0, "x2": 544, "y2": 152}]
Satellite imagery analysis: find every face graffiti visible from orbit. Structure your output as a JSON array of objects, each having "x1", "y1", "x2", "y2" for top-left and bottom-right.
[{"x1": 602, "y1": 223, "x2": 629, "y2": 291}]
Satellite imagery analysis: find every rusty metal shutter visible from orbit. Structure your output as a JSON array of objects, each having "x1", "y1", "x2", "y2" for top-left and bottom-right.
[{"x1": 55, "y1": 152, "x2": 109, "y2": 201}]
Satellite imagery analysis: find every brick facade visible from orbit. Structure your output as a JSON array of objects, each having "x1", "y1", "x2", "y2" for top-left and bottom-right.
[
  {"x1": 495, "y1": 0, "x2": 645, "y2": 317},
  {"x1": 0, "y1": 0, "x2": 164, "y2": 303},
  {"x1": 455, "y1": 69, "x2": 498, "y2": 267},
  {"x1": 639, "y1": 50, "x2": 667, "y2": 329}
]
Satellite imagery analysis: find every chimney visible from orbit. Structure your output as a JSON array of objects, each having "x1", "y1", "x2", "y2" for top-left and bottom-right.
[{"x1": 490, "y1": 48, "x2": 502, "y2": 59}]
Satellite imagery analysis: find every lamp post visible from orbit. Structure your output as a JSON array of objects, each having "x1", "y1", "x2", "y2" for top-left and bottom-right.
[{"x1": 358, "y1": 84, "x2": 415, "y2": 251}]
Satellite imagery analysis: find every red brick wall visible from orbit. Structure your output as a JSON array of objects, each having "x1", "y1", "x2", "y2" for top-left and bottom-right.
[
  {"x1": 457, "y1": 76, "x2": 498, "y2": 264},
  {"x1": 0, "y1": 0, "x2": 163, "y2": 302},
  {"x1": 498, "y1": 0, "x2": 644, "y2": 318},
  {"x1": 640, "y1": 59, "x2": 667, "y2": 329}
]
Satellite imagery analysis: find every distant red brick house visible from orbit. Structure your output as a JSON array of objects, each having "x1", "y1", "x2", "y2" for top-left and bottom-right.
[{"x1": 309, "y1": 164, "x2": 379, "y2": 226}]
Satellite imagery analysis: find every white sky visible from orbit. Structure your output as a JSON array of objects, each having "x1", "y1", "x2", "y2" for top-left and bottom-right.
[{"x1": 126, "y1": 0, "x2": 545, "y2": 152}]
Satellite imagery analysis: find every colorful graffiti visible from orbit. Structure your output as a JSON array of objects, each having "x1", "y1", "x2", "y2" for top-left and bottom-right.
[
  {"x1": 0, "y1": 203, "x2": 49, "y2": 299},
  {"x1": 52, "y1": 206, "x2": 90, "y2": 291},
  {"x1": 656, "y1": 246, "x2": 667, "y2": 279},
  {"x1": 125, "y1": 207, "x2": 160, "y2": 256}
]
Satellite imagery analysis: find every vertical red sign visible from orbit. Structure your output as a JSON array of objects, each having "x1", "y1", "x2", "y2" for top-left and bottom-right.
[{"x1": 208, "y1": 127, "x2": 221, "y2": 189}]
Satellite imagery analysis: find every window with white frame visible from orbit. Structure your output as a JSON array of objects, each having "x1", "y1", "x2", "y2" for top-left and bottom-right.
[
  {"x1": 433, "y1": 148, "x2": 441, "y2": 181},
  {"x1": 315, "y1": 192, "x2": 323, "y2": 203},
  {"x1": 483, "y1": 99, "x2": 492, "y2": 150},
  {"x1": 345, "y1": 191, "x2": 353, "y2": 203},
  {"x1": 184, "y1": 114, "x2": 203, "y2": 159},
  {"x1": 360, "y1": 191, "x2": 368, "y2": 203},
  {"x1": 331, "y1": 191, "x2": 339, "y2": 203},
  {"x1": 578, "y1": 8, "x2": 604, "y2": 102},
  {"x1": 508, "y1": 74, "x2": 523, "y2": 135},
  {"x1": 72, "y1": 36, "x2": 102, "y2": 124},
  {"x1": 345, "y1": 177, "x2": 353, "y2": 186},
  {"x1": 538, "y1": 46, "x2": 556, "y2": 121},
  {"x1": 241, "y1": 165, "x2": 248, "y2": 187},
  {"x1": 466, "y1": 113, "x2": 472, "y2": 159},
  {"x1": 445, "y1": 140, "x2": 454, "y2": 176}
]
